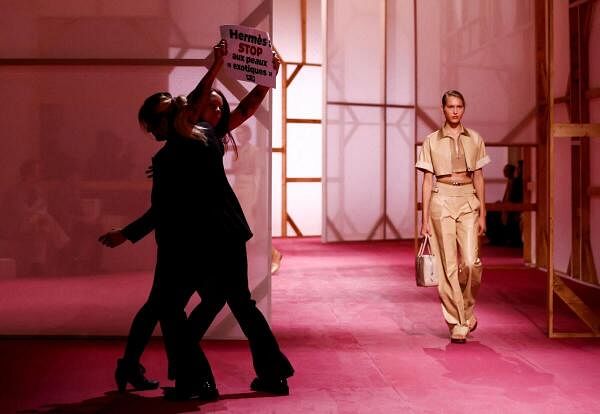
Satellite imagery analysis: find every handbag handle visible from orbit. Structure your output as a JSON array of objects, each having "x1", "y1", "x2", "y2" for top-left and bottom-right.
[{"x1": 418, "y1": 235, "x2": 433, "y2": 256}]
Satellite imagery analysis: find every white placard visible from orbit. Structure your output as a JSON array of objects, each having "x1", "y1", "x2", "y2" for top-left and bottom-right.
[{"x1": 220, "y1": 25, "x2": 275, "y2": 88}]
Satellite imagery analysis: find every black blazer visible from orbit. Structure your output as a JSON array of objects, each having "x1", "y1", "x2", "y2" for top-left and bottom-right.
[{"x1": 122, "y1": 123, "x2": 252, "y2": 247}]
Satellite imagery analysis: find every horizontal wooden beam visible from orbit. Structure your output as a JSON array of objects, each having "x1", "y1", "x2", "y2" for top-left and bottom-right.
[
  {"x1": 550, "y1": 332, "x2": 600, "y2": 338},
  {"x1": 552, "y1": 123, "x2": 600, "y2": 137},
  {"x1": 0, "y1": 58, "x2": 208, "y2": 66},
  {"x1": 327, "y1": 101, "x2": 415, "y2": 109},
  {"x1": 286, "y1": 177, "x2": 321, "y2": 183},
  {"x1": 285, "y1": 61, "x2": 321, "y2": 67},
  {"x1": 286, "y1": 118, "x2": 321, "y2": 124}
]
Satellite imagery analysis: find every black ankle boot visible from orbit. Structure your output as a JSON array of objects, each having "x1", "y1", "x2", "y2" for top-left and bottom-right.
[
  {"x1": 115, "y1": 358, "x2": 160, "y2": 393},
  {"x1": 164, "y1": 380, "x2": 219, "y2": 401},
  {"x1": 250, "y1": 377, "x2": 289, "y2": 396}
]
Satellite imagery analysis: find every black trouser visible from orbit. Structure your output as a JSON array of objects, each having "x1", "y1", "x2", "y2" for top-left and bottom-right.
[
  {"x1": 122, "y1": 240, "x2": 293, "y2": 382},
  {"x1": 188, "y1": 239, "x2": 294, "y2": 380},
  {"x1": 123, "y1": 247, "x2": 214, "y2": 385}
]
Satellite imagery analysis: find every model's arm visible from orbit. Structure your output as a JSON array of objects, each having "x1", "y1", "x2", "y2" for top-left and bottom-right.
[
  {"x1": 420, "y1": 172, "x2": 433, "y2": 237},
  {"x1": 228, "y1": 51, "x2": 281, "y2": 131},
  {"x1": 473, "y1": 168, "x2": 486, "y2": 235}
]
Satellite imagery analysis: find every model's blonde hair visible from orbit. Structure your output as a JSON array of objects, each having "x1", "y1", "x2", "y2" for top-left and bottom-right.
[{"x1": 442, "y1": 90, "x2": 465, "y2": 107}]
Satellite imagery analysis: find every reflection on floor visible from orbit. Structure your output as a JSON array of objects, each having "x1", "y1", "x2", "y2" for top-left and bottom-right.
[{"x1": 1, "y1": 238, "x2": 600, "y2": 414}]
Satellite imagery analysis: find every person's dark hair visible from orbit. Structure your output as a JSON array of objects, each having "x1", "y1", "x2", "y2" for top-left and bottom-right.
[
  {"x1": 138, "y1": 92, "x2": 173, "y2": 133},
  {"x1": 212, "y1": 88, "x2": 238, "y2": 158},
  {"x1": 442, "y1": 90, "x2": 466, "y2": 107}
]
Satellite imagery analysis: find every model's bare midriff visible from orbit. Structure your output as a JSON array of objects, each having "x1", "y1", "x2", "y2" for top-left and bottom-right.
[{"x1": 436, "y1": 171, "x2": 473, "y2": 185}]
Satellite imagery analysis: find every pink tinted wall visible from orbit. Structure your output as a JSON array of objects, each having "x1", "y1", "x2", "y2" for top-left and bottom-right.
[
  {"x1": 324, "y1": 0, "x2": 415, "y2": 241},
  {"x1": 0, "y1": 0, "x2": 273, "y2": 336}
]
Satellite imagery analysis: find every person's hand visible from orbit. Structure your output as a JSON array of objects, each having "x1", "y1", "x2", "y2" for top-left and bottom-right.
[
  {"x1": 145, "y1": 165, "x2": 153, "y2": 178},
  {"x1": 98, "y1": 229, "x2": 127, "y2": 248},
  {"x1": 214, "y1": 39, "x2": 227, "y2": 63},
  {"x1": 272, "y1": 50, "x2": 281, "y2": 75},
  {"x1": 420, "y1": 221, "x2": 431, "y2": 238},
  {"x1": 478, "y1": 215, "x2": 487, "y2": 236}
]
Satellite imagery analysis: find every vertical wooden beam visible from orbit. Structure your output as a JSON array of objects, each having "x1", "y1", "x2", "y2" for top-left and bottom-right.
[
  {"x1": 281, "y1": 61, "x2": 288, "y2": 237},
  {"x1": 301, "y1": 0, "x2": 307, "y2": 63},
  {"x1": 568, "y1": 3, "x2": 583, "y2": 280},
  {"x1": 567, "y1": 0, "x2": 596, "y2": 284},
  {"x1": 383, "y1": 0, "x2": 388, "y2": 239},
  {"x1": 538, "y1": 0, "x2": 554, "y2": 337},
  {"x1": 413, "y1": 0, "x2": 419, "y2": 251},
  {"x1": 535, "y1": 0, "x2": 550, "y2": 271},
  {"x1": 578, "y1": 2, "x2": 596, "y2": 284},
  {"x1": 523, "y1": 149, "x2": 533, "y2": 264}
]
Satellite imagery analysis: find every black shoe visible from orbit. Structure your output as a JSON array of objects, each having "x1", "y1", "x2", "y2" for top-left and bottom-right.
[
  {"x1": 250, "y1": 377, "x2": 289, "y2": 396},
  {"x1": 115, "y1": 358, "x2": 159, "y2": 393},
  {"x1": 165, "y1": 380, "x2": 219, "y2": 401}
]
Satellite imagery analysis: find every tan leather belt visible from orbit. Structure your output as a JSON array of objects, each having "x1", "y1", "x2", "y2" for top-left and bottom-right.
[{"x1": 437, "y1": 181, "x2": 473, "y2": 186}]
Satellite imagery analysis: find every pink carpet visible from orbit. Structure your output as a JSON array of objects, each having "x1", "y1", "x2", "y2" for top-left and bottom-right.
[{"x1": 1, "y1": 238, "x2": 599, "y2": 413}]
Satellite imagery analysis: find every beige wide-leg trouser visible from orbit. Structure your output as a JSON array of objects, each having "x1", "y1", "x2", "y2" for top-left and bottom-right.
[{"x1": 428, "y1": 182, "x2": 482, "y2": 333}]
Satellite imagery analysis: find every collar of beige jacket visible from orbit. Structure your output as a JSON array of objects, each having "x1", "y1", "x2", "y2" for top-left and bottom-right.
[{"x1": 438, "y1": 123, "x2": 471, "y2": 140}]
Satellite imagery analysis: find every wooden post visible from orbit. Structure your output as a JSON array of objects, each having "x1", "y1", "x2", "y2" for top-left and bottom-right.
[{"x1": 535, "y1": 0, "x2": 550, "y2": 271}]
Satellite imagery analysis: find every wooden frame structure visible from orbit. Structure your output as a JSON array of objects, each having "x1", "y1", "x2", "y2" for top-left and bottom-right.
[
  {"x1": 544, "y1": 0, "x2": 600, "y2": 338},
  {"x1": 276, "y1": 0, "x2": 322, "y2": 237}
]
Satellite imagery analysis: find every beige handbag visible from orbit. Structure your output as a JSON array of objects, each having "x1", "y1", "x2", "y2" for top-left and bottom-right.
[{"x1": 416, "y1": 235, "x2": 438, "y2": 287}]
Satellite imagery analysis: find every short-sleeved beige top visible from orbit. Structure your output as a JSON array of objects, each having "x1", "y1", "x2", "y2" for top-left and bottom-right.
[{"x1": 415, "y1": 124, "x2": 490, "y2": 176}]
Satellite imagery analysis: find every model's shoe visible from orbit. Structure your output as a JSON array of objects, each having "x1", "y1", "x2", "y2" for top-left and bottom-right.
[
  {"x1": 115, "y1": 358, "x2": 159, "y2": 393},
  {"x1": 449, "y1": 325, "x2": 468, "y2": 344},
  {"x1": 250, "y1": 377, "x2": 289, "y2": 396},
  {"x1": 164, "y1": 380, "x2": 219, "y2": 401},
  {"x1": 468, "y1": 318, "x2": 478, "y2": 334}
]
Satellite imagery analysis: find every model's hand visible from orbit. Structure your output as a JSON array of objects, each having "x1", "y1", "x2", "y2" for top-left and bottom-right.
[
  {"x1": 478, "y1": 215, "x2": 487, "y2": 236},
  {"x1": 420, "y1": 221, "x2": 431, "y2": 237},
  {"x1": 214, "y1": 39, "x2": 227, "y2": 63},
  {"x1": 272, "y1": 50, "x2": 281, "y2": 75},
  {"x1": 145, "y1": 165, "x2": 153, "y2": 178},
  {"x1": 98, "y1": 229, "x2": 127, "y2": 248}
]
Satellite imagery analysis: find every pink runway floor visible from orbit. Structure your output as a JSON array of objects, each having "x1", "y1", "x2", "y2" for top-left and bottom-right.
[{"x1": 1, "y1": 238, "x2": 600, "y2": 413}]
